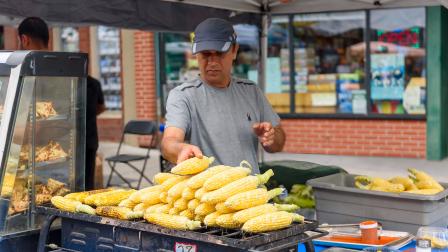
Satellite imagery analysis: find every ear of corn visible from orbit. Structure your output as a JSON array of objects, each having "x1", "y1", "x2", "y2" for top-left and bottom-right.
[
  {"x1": 153, "y1": 173, "x2": 181, "y2": 185},
  {"x1": 216, "y1": 213, "x2": 241, "y2": 229},
  {"x1": 389, "y1": 176, "x2": 418, "y2": 191},
  {"x1": 129, "y1": 185, "x2": 163, "y2": 203},
  {"x1": 133, "y1": 202, "x2": 154, "y2": 212},
  {"x1": 174, "y1": 198, "x2": 188, "y2": 211},
  {"x1": 187, "y1": 165, "x2": 230, "y2": 189},
  {"x1": 233, "y1": 204, "x2": 278, "y2": 224},
  {"x1": 169, "y1": 207, "x2": 180, "y2": 215},
  {"x1": 194, "y1": 187, "x2": 207, "y2": 200},
  {"x1": 179, "y1": 209, "x2": 195, "y2": 220},
  {"x1": 166, "y1": 196, "x2": 178, "y2": 205},
  {"x1": 182, "y1": 187, "x2": 196, "y2": 200},
  {"x1": 215, "y1": 202, "x2": 234, "y2": 214},
  {"x1": 194, "y1": 203, "x2": 215, "y2": 216},
  {"x1": 408, "y1": 168, "x2": 444, "y2": 191},
  {"x1": 146, "y1": 203, "x2": 164, "y2": 214},
  {"x1": 161, "y1": 176, "x2": 190, "y2": 191},
  {"x1": 201, "y1": 169, "x2": 274, "y2": 204},
  {"x1": 168, "y1": 180, "x2": 189, "y2": 198},
  {"x1": 155, "y1": 204, "x2": 172, "y2": 214},
  {"x1": 188, "y1": 199, "x2": 200, "y2": 211},
  {"x1": 194, "y1": 215, "x2": 205, "y2": 222},
  {"x1": 204, "y1": 212, "x2": 220, "y2": 227},
  {"x1": 225, "y1": 188, "x2": 284, "y2": 210},
  {"x1": 140, "y1": 190, "x2": 163, "y2": 205},
  {"x1": 203, "y1": 167, "x2": 251, "y2": 191},
  {"x1": 64, "y1": 188, "x2": 113, "y2": 203},
  {"x1": 96, "y1": 206, "x2": 143, "y2": 220},
  {"x1": 402, "y1": 189, "x2": 442, "y2": 195},
  {"x1": 273, "y1": 203, "x2": 300, "y2": 212},
  {"x1": 241, "y1": 211, "x2": 304, "y2": 233},
  {"x1": 171, "y1": 156, "x2": 215, "y2": 175},
  {"x1": 93, "y1": 190, "x2": 136, "y2": 207},
  {"x1": 159, "y1": 192, "x2": 168, "y2": 203},
  {"x1": 51, "y1": 196, "x2": 96, "y2": 215},
  {"x1": 145, "y1": 213, "x2": 202, "y2": 230},
  {"x1": 118, "y1": 199, "x2": 139, "y2": 209},
  {"x1": 84, "y1": 189, "x2": 125, "y2": 205}
]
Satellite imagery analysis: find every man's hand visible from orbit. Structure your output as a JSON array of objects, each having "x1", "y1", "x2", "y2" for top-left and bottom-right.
[
  {"x1": 253, "y1": 122, "x2": 275, "y2": 147},
  {"x1": 177, "y1": 144, "x2": 203, "y2": 164}
]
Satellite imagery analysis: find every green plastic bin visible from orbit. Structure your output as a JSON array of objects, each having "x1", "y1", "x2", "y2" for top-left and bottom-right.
[{"x1": 259, "y1": 160, "x2": 347, "y2": 190}]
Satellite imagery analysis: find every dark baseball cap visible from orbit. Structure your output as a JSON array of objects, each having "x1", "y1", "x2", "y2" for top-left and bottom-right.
[{"x1": 192, "y1": 18, "x2": 237, "y2": 54}]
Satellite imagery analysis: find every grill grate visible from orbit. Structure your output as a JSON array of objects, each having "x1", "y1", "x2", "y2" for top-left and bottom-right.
[{"x1": 36, "y1": 206, "x2": 326, "y2": 251}]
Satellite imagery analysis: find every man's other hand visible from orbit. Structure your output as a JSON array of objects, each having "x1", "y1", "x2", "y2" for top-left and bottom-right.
[{"x1": 253, "y1": 122, "x2": 275, "y2": 147}]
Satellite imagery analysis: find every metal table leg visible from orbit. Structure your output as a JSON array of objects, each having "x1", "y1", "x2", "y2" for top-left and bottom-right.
[{"x1": 38, "y1": 215, "x2": 58, "y2": 252}]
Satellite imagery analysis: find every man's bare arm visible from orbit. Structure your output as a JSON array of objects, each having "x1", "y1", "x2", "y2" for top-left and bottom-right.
[{"x1": 161, "y1": 127, "x2": 203, "y2": 164}]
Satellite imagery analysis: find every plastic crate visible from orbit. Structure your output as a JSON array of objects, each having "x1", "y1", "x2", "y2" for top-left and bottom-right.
[
  {"x1": 259, "y1": 160, "x2": 346, "y2": 190},
  {"x1": 307, "y1": 173, "x2": 448, "y2": 234}
]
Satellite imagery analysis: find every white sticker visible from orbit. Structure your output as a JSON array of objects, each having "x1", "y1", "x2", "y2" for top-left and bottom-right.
[{"x1": 175, "y1": 242, "x2": 197, "y2": 252}]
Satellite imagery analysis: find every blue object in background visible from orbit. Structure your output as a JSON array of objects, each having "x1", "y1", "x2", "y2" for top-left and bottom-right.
[
  {"x1": 297, "y1": 241, "x2": 416, "y2": 252},
  {"x1": 159, "y1": 123, "x2": 165, "y2": 132}
]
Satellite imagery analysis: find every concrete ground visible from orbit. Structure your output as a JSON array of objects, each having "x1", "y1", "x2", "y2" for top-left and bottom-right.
[{"x1": 98, "y1": 141, "x2": 448, "y2": 188}]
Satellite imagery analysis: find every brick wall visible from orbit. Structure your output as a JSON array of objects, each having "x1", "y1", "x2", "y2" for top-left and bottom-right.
[
  {"x1": 281, "y1": 119, "x2": 426, "y2": 158},
  {"x1": 3, "y1": 26, "x2": 18, "y2": 49},
  {"x1": 97, "y1": 118, "x2": 123, "y2": 142},
  {"x1": 134, "y1": 31, "x2": 157, "y2": 147}
]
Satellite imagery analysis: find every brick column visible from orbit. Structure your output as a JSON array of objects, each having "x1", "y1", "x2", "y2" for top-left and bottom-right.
[
  {"x1": 4, "y1": 26, "x2": 18, "y2": 50},
  {"x1": 134, "y1": 31, "x2": 157, "y2": 147}
]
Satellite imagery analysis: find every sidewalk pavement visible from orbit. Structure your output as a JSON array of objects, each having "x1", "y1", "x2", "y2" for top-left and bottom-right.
[{"x1": 98, "y1": 141, "x2": 448, "y2": 188}]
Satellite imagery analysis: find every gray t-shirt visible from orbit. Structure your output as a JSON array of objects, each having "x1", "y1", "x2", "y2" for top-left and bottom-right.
[{"x1": 165, "y1": 77, "x2": 280, "y2": 173}]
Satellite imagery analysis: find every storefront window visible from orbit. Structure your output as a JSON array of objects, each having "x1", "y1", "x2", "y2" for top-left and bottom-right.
[
  {"x1": 264, "y1": 16, "x2": 290, "y2": 113},
  {"x1": 370, "y1": 8, "x2": 426, "y2": 115},
  {"x1": 97, "y1": 26, "x2": 122, "y2": 111},
  {"x1": 292, "y1": 11, "x2": 366, "y2": 114}
]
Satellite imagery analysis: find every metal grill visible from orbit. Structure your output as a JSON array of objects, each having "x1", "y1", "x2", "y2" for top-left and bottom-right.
[{"x1": 36, "y1": 206, "x2": 327, "y2": 252}]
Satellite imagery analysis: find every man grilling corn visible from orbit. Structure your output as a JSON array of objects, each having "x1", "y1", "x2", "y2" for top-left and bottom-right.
[{"x1": 162, "y1": 18, "x2": 285, "y2": 172}]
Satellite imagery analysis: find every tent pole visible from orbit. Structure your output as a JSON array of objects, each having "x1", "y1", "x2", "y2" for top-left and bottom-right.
[{"x1": 258, "y1": 13, "x2": 268, "y2": 165}]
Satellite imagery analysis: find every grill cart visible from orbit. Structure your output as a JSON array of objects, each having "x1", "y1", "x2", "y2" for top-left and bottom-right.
[
  {"x1": 0, "y1": 51, "x2": 87, "y2": 251},
  {"x1": 36, "y1": 205, "x2": 327, "y2": 252}
]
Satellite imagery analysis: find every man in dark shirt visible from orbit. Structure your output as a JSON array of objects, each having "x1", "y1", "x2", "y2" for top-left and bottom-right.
[
  {"x1": 85, "y1": 76, "x2": 105, "y2": 190},
  {"x1": 18, "y1": 17, "x2": 105, "y2": 190}
]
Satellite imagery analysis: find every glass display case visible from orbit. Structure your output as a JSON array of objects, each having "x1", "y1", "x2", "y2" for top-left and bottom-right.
[{"x1": 0, "y1": 51, "x2": 87, "y2": 237}]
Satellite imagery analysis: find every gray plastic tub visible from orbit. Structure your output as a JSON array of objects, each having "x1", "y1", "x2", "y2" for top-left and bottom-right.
[{"x1": 307, "y1": 173, "x2": 448, "y2": 234}]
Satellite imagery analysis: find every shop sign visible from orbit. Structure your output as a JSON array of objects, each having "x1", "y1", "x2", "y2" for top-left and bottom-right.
[{"x1": 377, "y1": 27, "x2": 420, "y2": 48}]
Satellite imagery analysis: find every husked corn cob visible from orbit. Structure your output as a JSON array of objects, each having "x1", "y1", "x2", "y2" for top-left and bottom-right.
[
  {"x1": 174, "y1": 198, "x2": 188, "y2": 211},
  {"x1": 134, "y1": 202, "x2": 154, "y2": 212},
  {"x1": 96, "y1": 206, "x2": 143, "y2": 220},
  {"x1": 145, "y1": 213, "x2": 202, "y2": 230},
  {"x1": 188, "y1": 199, "x2": 200, "y2": 211},
  {"x1": 403, "y1": 189, "x2": 442, "y2": 195},
  {"x1": 202, "y1": 169, "x2": 274, "y2": 204},
  {"x1": 194, "y1": 215, "x2": 205, "y2": 222},
  {"x1": 182, "y1": 187, "x2": 196, "y2": 200},
  {"x1": 93, "y1": 189, "x2": 136, "y2": 207},
  {"x1": 153, "y1": 173, "x2": 180, "y2": 185},
  {"x1": 389, "y1": 176, "x2": 418, "y2": 191},
  {"x1": 119, "y1": 199, "x2": 139, "y2": 209},
  {"x1": 64, "y1": 188, "x2": 113, "y2": 203},
  {"x1": 168, "y1": 180, "x2": 189, "y2": 198},
  {"x1": 146, "y1": 203, "x2": 164, "y2": 214},
  {"x1": 179, "y1": 209, "x2": 195, "y2": 220},
  {"x1": 140, "y1": 190, "x2": 163, "y2": 205},
  {"x1": 161, "y1": 176, "x2": 190, "y2": 191},
  {"x1": 159, "y1": 191, "x2": 168, "y2": 203},
  {"x1": 194, "y1": 203, "x2": 215, "y2": 216},
  {"x1": 216, "y1": 213, "x2": 241, "y2": 229},
  {"x1": 155, "y1": 204, "x2": 172, "y2": 214},
  {"x1": 129, "y1": 185, "x2": 163, "y2": 203},
  {"x1": 233, "y1": 203, "x2": 299, "y2": 224},
  {"x1": 169, "y1": 207, "x2": 180, "y2": 215},
  {"x1": 187, "y1": 165, "x2": 230, "y2": 189},
  {"x1": 195, "y1": 188, "x2": 206, "y2": 200},
  {"x1": 203, "y1": 167, "x2": 251, "y2": 191},
  {"x1": 84, "y1": 189, "x2": 125, "y2": 205},
  {"x1": 215, "y1": 202, "x2": 234, "y2": 214},
  {"x1": 171, "y1": 156, "x2": 215, "y2": 175},
  {"x1": 204, "y1": 212, "x2": 220, "y2": 227},
  {"x1": 225, "y1": 188, "x2": 284, "y2": 210},
  {"x1": 166, "y1": 196, "x2": 178, "y2": 205},
  {"x1": 242, "y1": 211, "x2": 304, "y2": 233},
  {"x1": 51, "y1": 196, "x2": 95, "y2": 215}
]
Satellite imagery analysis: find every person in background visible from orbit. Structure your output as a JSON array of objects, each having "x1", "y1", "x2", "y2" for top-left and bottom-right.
[{"x1": 18, "y1": 17, "x2": 105, "y2": 190}]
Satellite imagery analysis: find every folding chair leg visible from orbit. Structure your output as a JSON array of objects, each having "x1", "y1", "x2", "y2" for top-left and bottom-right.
[
  {"x1": 126, "y1": 162, "x2": 153, "y2": 189},
  {"x1": 106, "y1": 160, "x2": 117, "y2": 187},
  {"x1": 107, "y1": 161, "x2": 134, "y2": 188},
  {"x1": 136, "y1": 157, "x2": 152, "y2": 189}
]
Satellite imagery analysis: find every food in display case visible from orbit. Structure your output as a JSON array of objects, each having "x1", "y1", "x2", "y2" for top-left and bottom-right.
[
  {"x1": 35, "y1": 101, "x2": 57, "y2": 119},
  {"x1": 19, "y1": 140, "x2": 68, "y2": 168}
]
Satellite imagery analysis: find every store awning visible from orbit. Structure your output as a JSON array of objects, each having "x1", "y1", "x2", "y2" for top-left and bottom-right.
[{"x1": 163, "y1": 0, "x2": 448, "y2": 14}]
